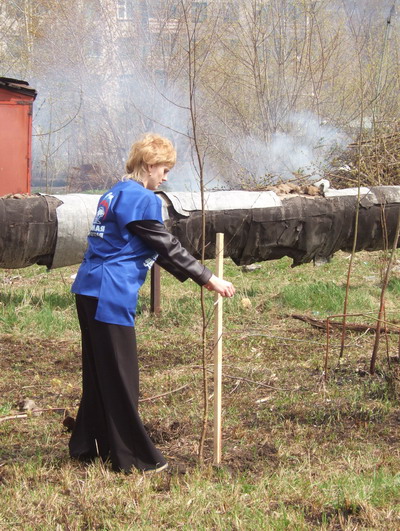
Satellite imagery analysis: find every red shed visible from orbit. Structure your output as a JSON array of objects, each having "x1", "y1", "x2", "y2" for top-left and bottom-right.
[{"x1": 0, "y1": 77, "x2": 37, "y2": 196}]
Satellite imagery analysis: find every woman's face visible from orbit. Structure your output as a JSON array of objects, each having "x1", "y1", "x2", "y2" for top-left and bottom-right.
[{"x1": 143, "y1": 164, "x2": 170, "y2": 190}]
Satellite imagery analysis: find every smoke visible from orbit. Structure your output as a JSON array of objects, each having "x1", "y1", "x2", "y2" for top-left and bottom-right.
[
  {"x1": 30, "y1": 74, "x2": 350, "y2": 192},
  {"x1": 230, "y1": 112, "x2": 350, "y2": 185},
  {"x1": 29, "y1": 53, "x2": 202, "y2": 192},
  {"x1": 9, "y1": 0, "x2": 396, "y2": 193},
  {"x1": 31, "y1": 66, "x2": 216, "y2": 192}
]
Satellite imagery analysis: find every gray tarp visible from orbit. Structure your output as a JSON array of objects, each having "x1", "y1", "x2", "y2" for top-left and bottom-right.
[
  {"x1": 165, "y1": 188, "x2": 400, "y2": 266},
  {"x1": 0, "y1": 194, "x2": 61, "y2": 268}
]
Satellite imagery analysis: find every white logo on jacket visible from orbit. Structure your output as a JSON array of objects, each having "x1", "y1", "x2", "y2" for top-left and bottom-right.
[{"x1": 143, "y1": 253, "x2": 158, "y2": 269}]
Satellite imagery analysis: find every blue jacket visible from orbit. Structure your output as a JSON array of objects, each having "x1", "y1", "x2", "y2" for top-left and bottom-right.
[{"x1": 72, "y1": 180, "x2": 163, "y2": 326}]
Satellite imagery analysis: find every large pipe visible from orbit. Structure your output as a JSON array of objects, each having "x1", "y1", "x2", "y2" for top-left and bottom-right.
[
  {"x1": 165, "y1": 187, "x2": 400, "y2": 266},
  {"x1": 0, "y1": 186, "x2": 399, "y2": 270},
  {"x1": 0, "y1": 194, "x2": 61, "y2": 268}
]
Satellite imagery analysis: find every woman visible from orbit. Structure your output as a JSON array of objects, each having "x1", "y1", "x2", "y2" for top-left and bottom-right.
[{"x1": 69, "y1": 133, "x2": 235, "y2": 473}]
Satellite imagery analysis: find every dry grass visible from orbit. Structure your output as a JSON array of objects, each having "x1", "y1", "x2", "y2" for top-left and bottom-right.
[{"x1": 329, "y1": 124, "x2": 400, "y2": 189}]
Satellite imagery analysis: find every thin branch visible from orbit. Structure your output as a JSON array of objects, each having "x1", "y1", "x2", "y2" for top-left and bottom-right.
[
  {"x1": 293, "y1": 313, "x2": 400, "y2": 334},
  {"x1": 33, "y1": 91, "x2": 83, "y2": 137},
  {"x1": 139, "y1": 383, "x2": 190, "y2": 402},
  {"x1": 370, "y1": 210, "x2": 400, "y2": 373},
  {"x1": 188, "y1": 365, "x2": 295, "y2": 392},
  {"x1": 207, "y1": 370, "x2": 292, "y2": 393},
  {"x1": 0, "y1": 407, "x2": 68, "y2": 423},
  {"x1": 0, "y1": 386, "x2": 191, "y2": 423}
]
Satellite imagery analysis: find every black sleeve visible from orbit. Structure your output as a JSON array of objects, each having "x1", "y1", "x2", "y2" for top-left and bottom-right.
[{"x1": 127, "y1": 219, "x2": 212, "y2": 286}]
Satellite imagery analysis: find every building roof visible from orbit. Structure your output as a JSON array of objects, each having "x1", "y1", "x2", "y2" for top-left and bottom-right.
[{"x1": 0, "y1": 77, "x2": 37, "y2": 99}]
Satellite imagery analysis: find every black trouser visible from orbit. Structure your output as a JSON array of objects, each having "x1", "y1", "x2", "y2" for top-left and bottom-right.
[{"x1": 69, "y1": 294, "x2": 166, "y2": 473}]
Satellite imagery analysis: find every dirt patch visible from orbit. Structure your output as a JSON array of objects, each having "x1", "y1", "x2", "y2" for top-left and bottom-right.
[
  {"x1": 0, "y1": 334, "x2": 79, "y2": 372},
  {"x1": 144, "y1": 419, "x2": 189, "y2": 444},
  {"x1": 222, "y1": 441, "x2": 280, "y2": 473},
  {"x1": 1, "y1": 332, "x2": 400, "y2": 478}
]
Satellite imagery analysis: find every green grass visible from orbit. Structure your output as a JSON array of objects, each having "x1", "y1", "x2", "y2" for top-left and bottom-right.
[
  {"x1": 0, "y1": 250, "x2": 400, "y2": 529},
  {"x1": 279, "y1": 280, "x2": 377, "y2": 314},
  {"x1": 0, "y1": 270, "x2": 77, "y2": 337},
  {"x1": 388, "y1": 277, "x2": 400, "y2": 295}
]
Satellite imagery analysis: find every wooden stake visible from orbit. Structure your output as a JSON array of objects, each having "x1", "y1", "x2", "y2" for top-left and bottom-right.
[{"x1": 213, "y1": 233, "x2": 224, "y2": 465}]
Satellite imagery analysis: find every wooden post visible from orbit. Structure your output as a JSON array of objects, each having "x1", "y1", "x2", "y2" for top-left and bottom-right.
[
  {"x1": 213, "y1": 233, "x2": 224, "y2": 465},
  {"x1": 150, "y1": 263, "x2": 161, "y2": 315}
]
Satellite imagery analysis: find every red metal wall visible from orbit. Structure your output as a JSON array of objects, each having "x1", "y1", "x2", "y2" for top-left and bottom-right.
[{"x1": 0, "y1": 85, "x2": 35, "y2": 196}]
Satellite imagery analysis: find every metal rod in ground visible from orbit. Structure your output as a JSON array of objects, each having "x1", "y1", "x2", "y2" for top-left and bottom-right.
[
  {"x1": 213, "y1": 232, "x2": 224, "y2": 465},
  {"x1": 150, "y1": 264, "x2": 161, "y2": 315}
]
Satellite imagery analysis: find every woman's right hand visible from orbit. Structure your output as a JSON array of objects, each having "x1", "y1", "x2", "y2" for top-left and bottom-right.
[{"x1": 203, "y1": 275, "x2": 235, "y2": 297}]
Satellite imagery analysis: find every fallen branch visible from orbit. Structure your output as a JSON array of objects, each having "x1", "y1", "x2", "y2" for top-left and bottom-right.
[
  {"x1": 348, "y1": 131, "x2": 400, "y2": 146},
  {"x1": 192, "y1": 366, "x2": 294, "y2": 392},
  {"x1": 0, "y1": 407, "x2": 68, "y2": 423},
  {"x1": 139, "y1": 383, "x2": 190, "y2": 402},
  {"x1": 292, "y1": 314, "x2": 400, "y2": 334},
  {"x1": 0, "y1": 386, "x2": 191, "y2": 424},
  {"x1": 0, "y1": 413, "x2": 29, "y2": 423},
  {"x1": 214, "y1": 372, "x2": 292, "y2": 392}
]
